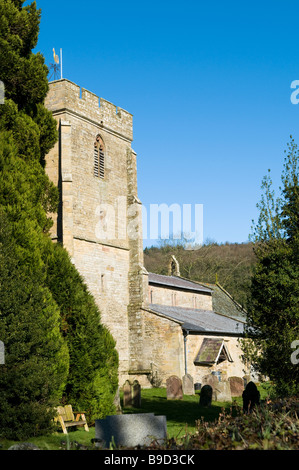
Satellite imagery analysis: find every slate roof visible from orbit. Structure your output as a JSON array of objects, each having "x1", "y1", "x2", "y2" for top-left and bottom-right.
[
  {"x1": 148, "y1": 273, "x2": 213, "y2": 294},
  {"x1": 148, "y1": 273, "x2": 246, "y2": 321},
  {"x1": 148, "y1": 303, "x2": 245, "y2": 336},
  {"x1": 199, "y1": 282, "x2": 247, "y2": 321}
]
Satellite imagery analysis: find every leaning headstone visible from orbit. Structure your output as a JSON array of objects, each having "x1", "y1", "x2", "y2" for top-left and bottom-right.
[
  {"x1": 166, "y1": 375, "x2": 183, "y2": 400},
  {"x1": 228, "y1": 376, "x2": 244, "y2": 397},
  {"x1": 242, "y1": 381, "x2": 260, "y2": 413},
  {"x1": 182, "y1": 374, "x2": 194, "y2": 395},
  {"x1": 213, "y1": 381, "x2": 232, "y2": 402},
  {"x1": 95, "y1": 413, "x2": 167, "y2": 448},
  {"x1": 123, "y1": 380, "x2": 133, "y2": 407},
  {"x1": 132, "y1": 380, "x2": 141, "y2": 408},
  {"x1": 199, "y1": 384, "x2": 212, "y2": 407}
]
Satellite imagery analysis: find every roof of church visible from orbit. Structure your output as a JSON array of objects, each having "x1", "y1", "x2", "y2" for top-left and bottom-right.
[
  {"x1": 148, "y1": 303, "x2": 245, "y2": 336},
  {"x1": 148, "y1": 273, "x2": 213, "y2": 294},
  {"x1": 199, "y1": 282, "x2": 247, "y2": 321}
]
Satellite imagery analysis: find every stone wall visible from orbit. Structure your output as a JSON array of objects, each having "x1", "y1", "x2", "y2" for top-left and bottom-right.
[
  {"x1": 45, "y1": 79, "x2": 146, "y2": 383},
  {"x1": 149, "y1": 285, "x2": 213, "y2": 311},
  {"x1": 141, "y1": 309, "x2": 185, "y2": 386},
  {"x1": 185, "y1": 335, "x2": 247, "y2": 384}
]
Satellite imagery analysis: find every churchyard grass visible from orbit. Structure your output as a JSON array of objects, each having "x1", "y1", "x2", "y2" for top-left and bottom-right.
[
  {"x1": 0, "y1": 383, "x2": 279, "y2": 450},
  {"x1": 121, "y1": 387, "x2": 242, "y2": 439},
  {"x1": 0, "y1": 427, "x2": 96, "y2": 451}
]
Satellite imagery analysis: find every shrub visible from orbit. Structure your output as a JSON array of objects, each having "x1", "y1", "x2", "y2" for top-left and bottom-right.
[
  {"x1": 0, "y1": 216, "x2": 69, "y2": 440},
  {"x1": 45, "y1": 244, "x2": 119, "y2": 422},
  {"x1": 144, "y1": 397, "x2": 299, "y2": 450}
]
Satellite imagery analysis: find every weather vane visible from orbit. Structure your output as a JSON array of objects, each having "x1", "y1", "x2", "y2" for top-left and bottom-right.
[{"x1": 49, "y1": 48, "x2": 63, "y2": 81}]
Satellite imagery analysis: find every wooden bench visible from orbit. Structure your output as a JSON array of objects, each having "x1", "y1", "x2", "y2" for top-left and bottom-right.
[{"x1": 55, "y1": 405, "x2": 89, "y2": 434}]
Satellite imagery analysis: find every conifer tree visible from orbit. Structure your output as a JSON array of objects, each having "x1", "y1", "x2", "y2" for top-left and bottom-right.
[
  {"x1": 0, "y1": 210, "x2": 69, "y2": 439},
  {"x1": 246, "y1": 137, "x2": 299, "y2": 396},
  {"x1": 46, "y1": 244, "x2": 119, "y2": 421},
  {"x1": 0, "y1": 0, "x2": 118, "y2": 434}
]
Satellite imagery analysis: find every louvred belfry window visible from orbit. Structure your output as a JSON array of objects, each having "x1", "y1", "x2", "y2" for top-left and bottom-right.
[{"x1": 94, "y1": 134, "x2": 105, "y2": 178}]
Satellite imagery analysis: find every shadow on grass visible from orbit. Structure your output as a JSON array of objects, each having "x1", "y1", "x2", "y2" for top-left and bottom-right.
[{"x1": 121, "y1": 388, "x2": 231, "y2": 436}]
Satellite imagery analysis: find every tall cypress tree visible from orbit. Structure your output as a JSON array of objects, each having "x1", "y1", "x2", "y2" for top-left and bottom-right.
[
  {"x1": 0, "y1": 207, "x2": 69, "y2": 439},
  {"x1": 46, "y1": 245, "x2": 119, "y2": 421},
  {"x1": 0, "y1": 0, "x2": 118, "y2": 435},
  {"x1": 0, "y1": 0, "x2": 68, "y2": 427}
]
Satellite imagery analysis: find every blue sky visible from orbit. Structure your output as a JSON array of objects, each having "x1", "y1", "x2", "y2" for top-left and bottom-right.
[{"x1": 34, "y1": 0, "x2": 299, "y2": 247}]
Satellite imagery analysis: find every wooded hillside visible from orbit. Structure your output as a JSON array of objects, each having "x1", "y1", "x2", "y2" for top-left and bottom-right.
[{"x1": 144, "y1": 242, "x2": 256, "y2": 308}]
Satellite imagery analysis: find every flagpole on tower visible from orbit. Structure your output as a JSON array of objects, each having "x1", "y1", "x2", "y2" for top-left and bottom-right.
[
  {"x1": 49, "y1": 48, "x2": 61, "y2": 81},
  {"x1": 60, "y1": 48, "x2": 63, "y2": 79}
]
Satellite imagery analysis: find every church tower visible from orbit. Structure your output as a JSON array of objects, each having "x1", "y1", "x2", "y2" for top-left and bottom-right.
[{"x1": 45, "y1": 79, "x2": 148, "y2": 384}]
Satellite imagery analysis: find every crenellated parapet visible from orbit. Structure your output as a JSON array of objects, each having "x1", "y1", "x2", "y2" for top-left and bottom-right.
[{"x1": 46, "y1": 79, "x2": 133, "y2": 141}]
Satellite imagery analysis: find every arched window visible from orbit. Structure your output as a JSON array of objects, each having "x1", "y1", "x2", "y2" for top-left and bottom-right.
[{"x1": 94, "y1": 134, "x2": 105, "y2": 178}]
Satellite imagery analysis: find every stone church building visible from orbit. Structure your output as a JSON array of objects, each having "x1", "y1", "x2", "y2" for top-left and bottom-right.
[{"x1": 45, "y1": 79, "x2": 248, "y2": 389}]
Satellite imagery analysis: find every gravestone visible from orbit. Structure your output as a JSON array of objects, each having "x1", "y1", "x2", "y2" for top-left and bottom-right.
[
  {"x1": 113, "y1": 387, "x2": 122, "y2": 414},
  {"x1": 213, "y1": 381, "x2": 232, "y2": 402},
  {"x1": 242, "y1": 381, "x2": 260, "y2": 413},
  {"x1": 123, "y1": 380, "x2": 133, "y2": 407},
  {"x1": 182, "y1": 374, "x2": 194, "y2": 395},
  {"x1": 132, "y1": 380, "x2": 141, "y2": 408},
  {"x1": 95, "y1": 413, "x2": 167, "y2": 448},
  {"x1": 201, "y1": 373, "x2": 219, "y2": 390},
  {"x1": 229, "y1": 376, "x2": 244, "y2": 397},
  {"x1": 199, "y1": 384, "x2": 212, "y2": 407},
  {"x1": 166, "y1": 375, "x2": 183, "y2": 400}
]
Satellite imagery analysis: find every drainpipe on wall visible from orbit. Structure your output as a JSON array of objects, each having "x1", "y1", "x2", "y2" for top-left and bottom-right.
[{"x1": 183, "y1": 330, "x2": 189, "y2": 375}]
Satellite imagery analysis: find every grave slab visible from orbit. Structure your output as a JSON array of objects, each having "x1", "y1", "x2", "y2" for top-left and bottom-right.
[{"x1": 95, "y1": 413, "x2": 167, "y2": 448}]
